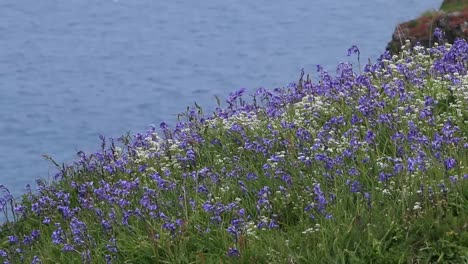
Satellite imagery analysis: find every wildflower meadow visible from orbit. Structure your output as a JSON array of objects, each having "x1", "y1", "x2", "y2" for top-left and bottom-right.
[{"x1": 0, "y1": 33, "x2": 467, "y2": 263}]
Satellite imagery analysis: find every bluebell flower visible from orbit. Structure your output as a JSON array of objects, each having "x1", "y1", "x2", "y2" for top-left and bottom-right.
[
  {"x1": 7, "y1": 236, "x2": 18, "y2": 245},
  {"x1": 313, "y1": 183, "x2": 327, "y2": 212},
  {"x1": 22, "y1": 235, "x2": 33, "y2": 246},
  {"x1": 51, "y1": 224, "x2": 65, "y2": 245},
  {"x1": 106, "y1": 237, "x2": 118, "y2": 253},
  {"x1": 31, "y1": 256, "x2": 43, "y2": 264},
  {"x1": 227, "y1": 247, "x2": 240, "y2": 257},
  {"x1": 42, "y1": 217, "x2": 51, "y2": 224},
  {"x1": 433, "y1": 27, "x2": 444, "y2": 41},
  {"x1": 62, "y1": 244, "x2": 74, "y2": 252},
  {"x1": 246, "y1": 172, "x2": 257, "y2": 181},
  {"x1": 444, "y1": 157, "x2": 456, "y2": 170}
]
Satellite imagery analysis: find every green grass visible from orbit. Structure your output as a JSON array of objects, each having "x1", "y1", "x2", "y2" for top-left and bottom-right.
[{"x1": 440, "y1": 0, "x2": 468, "y2": 12}]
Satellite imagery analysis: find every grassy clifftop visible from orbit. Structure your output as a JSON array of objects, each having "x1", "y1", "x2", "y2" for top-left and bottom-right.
[
  {"x1": 0, "y1": 38, "x2": 467, "y2": 263},
  {"x1": 440, "y1": 0, "x2": 468, "y2": 12}
]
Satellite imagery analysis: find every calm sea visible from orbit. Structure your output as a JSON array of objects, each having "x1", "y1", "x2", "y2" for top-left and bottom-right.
[{"x1": 0, "y1": 0, "x2": 442, "y2": 198}]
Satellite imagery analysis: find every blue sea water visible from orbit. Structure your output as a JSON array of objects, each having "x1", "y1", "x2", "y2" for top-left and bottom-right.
[{"x1": 0, "y1": 0, "x2": 442, "y2": 198}]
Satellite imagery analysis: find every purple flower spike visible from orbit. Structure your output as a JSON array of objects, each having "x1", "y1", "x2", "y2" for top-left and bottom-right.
[
  {"x1": 160, "y1": 122, "x2": 168, "y2": 130},
  {"x1": 347, "y1": 45, "x2": 360, "y2": 57},
  {"x1": 227, "y1": 247, "x2": 240, "y2": 257},
  {"x1": 42, "y1": 217, "x2": 51, "y2": 224},
  {"x1": 51, "y1": 224, "x2": 65, "y2": 245},
  {"x1": 31, "y1": 256, "x2": 43, "y2": 264},
  {"x1": 62, "y1": 244, "x2": 74, "y2": 252},
  {"x1": 313, "y1": 183, "x2": 327, "y2": 212},
  {"x1": 444, "y1": 157, "x2": 457, "y2": 170},
  {"x1": 433, "y1": 27, "x2": 444, "y2": 42},
  {"x1": 8, "y1": 235, "x2": 18, "y2": 245},
  {"x1": 0, "y1": 249, "x2": 8, "y2": 258}
]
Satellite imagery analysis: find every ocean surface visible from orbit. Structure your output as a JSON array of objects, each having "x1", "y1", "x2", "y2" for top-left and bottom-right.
[{"x1": 0, "y1": 0, "x2": 442, "y2": 198}]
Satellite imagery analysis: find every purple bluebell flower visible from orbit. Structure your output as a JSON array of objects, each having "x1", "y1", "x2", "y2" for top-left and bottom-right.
[
  {"x1": 31, "y1": 230, "x2": 40, "y2": 240},
  {"x1": 210, "y1": 215, "x2": 222, "y2": 224},
  {"x1": 393, "y1": 162, "x2": 404, "y2": 174},
  {"x1": 8, "y1": 235, "x2": 18, "y2": 245},
  {"x1": 14, "y1": 204, "x2": 25, "y2": 215},
  {"x1": 162, "y1": 222, "x2": 177, "y2": 233},
  {"x1": 121, "y1": 211, "x2": 132, "y2": 226},
  {"x1": 230, "y1": 123, "x2": 244, "y2": 132},
  {"x1": 238, "y1": 180, "x2": 248, "y2": 193},
  {"x1": 444, "y1": 157, "x2": 456, "y2": 170},
  {"x1": 407, "y1": 157, "x2": 417, "y2": 173},
  {"x1": 22, "y1": 235, "x2": 34, "y2": 245},
  {"x1": 117, "y1": 198, "x2": 130, "y2": 208},
  {"x1": 313, "y1": 183, "x2": 327, "y2": 212},
  {"x1": 347, "y1": 45, "x2": 360, "y2": 57},
  {"x1": 348, "y1": 180, "x2": 362, "y2": 193},
  {"x1": 105, "y1": 255, "x2": 113, "y2": 264},
  {"x1": 363, "y1": 192, "x2": 371, "y2": 208},
  {"x1": 31, "y1": 256, "x2": 43, "y2": 264},
  {"x1": 257, "y1": 219, "x2": 269, "y2": 229},
  {"x1": 138, "y1": 165, "x2": 147, "y2": 172},
  {"x1": 42, "y1": 217, "x2": 51, "y2": 224},
  {"x1": 69, "y1": 217, "x2": 88, "y2": 245},
  {"x1": 197, "y1": 185, "x2": 209, "y2": 194},
  {"x1": 226, "y1": 225, "x2": 239, "y2": 237},
  {"x1": 268, "y1": 219, "x2": 279, "y2": 229},
  {"x1": 378, "y1": 172, "x2": 391, "y2": 182},
  {"x1": 281, "y1": 173, "x2": 293, "y2": 186},
  {"x1": 238, "y1": 208, "x2": 246, "y2": 217},
  {"x1": 365, "y1": 130, "x2": 375, "y2": 144},
  {"x1": 348, "y1": 167, "x2": 360, "y2": 176},
  {"x1": 81, "y1": 249, "x2": 92, "y2": 264},
  {"x1": 449, "y1": 176, "x2": 457, "y2": 184},
  {"x1": 202, "y1": 202, "x2": 213, "y2": 213},
  {"x1": 52, "y1": 224, "x2": 65, "y2": 245},
  {"x1": 57, "y1": 205, "x2": 73, "y2": 219},
  {"x1": 433, "y1": 27, "x2": 444, "y2": 41},
  {"x1": 227, "y1": 247, "x2": 240, "y2": 257},
  {"x1": 160, "y1": 122, "x2": 168, "y2": 130},
  {"x1": 106, "y1": 237, "x2": 118, "y2": 253},
  {"x1": 246, "y1": 172, "x2": 257, "y2": 181},
  {"x1": 62, "y1": 244, "x2": 74, "y2": 252}
]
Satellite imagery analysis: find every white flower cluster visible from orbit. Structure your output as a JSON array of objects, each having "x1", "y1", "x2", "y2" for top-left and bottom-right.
[
  {"x1": 130, "y1": 130, "x2": 187, "y2": 171},
  {"x1": 206, "y1": 110, "x2": 264, "y2": 131},
  {"x1": 302, "y1": 223, "x2": 321, "y2": 234}
]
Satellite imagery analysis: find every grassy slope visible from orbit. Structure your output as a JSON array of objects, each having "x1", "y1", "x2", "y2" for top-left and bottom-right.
[
  {"x1": 0, "y1": 41, "x2": 467, "y2": 264},
  {"x1": 440, "y1": 0, "x2": 468, "y2": 12}
]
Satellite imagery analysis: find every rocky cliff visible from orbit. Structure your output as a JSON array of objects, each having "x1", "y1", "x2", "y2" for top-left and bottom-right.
[{"x1": 386, "y1": 0, "x2": 468, "y2": 54}]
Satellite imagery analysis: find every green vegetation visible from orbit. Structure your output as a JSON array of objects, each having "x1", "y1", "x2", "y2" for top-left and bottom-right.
[
  {"x1": 440, "y1": 0, "x2": 468, "y2": 12},
  {"x1": 0, "y1": 39, "x2": 467, "y2": 263}
]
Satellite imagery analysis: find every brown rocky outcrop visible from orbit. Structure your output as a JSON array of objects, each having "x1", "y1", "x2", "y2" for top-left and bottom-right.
[{"x1": 386, "y1": 0, "x2": 468, "y2": 54}]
